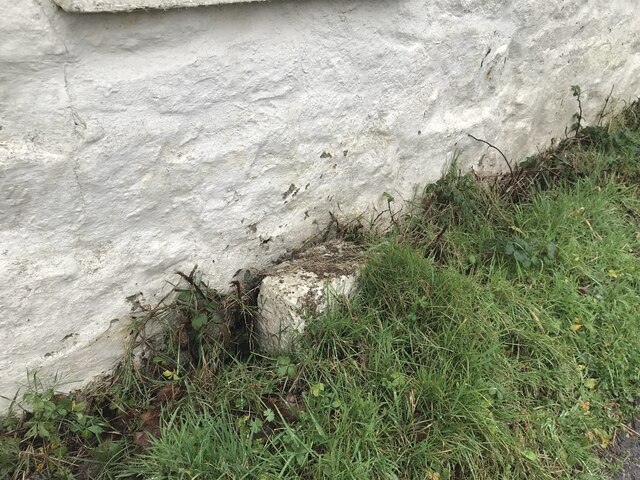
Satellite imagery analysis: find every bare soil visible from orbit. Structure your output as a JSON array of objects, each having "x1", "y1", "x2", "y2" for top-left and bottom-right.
[{"x1": 613, "y1": 419, "x2": 640, "y2": 480}]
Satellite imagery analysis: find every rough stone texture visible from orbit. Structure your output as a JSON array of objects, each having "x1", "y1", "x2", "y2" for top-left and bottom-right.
[
  {"x1": 54, "y1": 0, "x2": 266, "y2": 13},
  {"x1": 0, "y1": 0, "x2": 639, "y2": 411},
  {"x1": 256, "y1": 241, "x2": 362, "y2": 352}
]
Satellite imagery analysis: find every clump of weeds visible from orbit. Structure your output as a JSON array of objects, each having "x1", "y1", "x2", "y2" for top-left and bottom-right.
[{"x1": 0, "y1": 267, "x2": 261, "y2": 479}]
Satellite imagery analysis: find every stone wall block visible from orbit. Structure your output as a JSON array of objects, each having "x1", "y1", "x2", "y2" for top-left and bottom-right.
[{"x1": 256, "y1": 241, "x2": 363, "y2": 352}]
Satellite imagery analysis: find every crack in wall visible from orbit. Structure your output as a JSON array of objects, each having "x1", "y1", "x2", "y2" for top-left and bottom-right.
[
  {"x1": 36, "y1": 0, "x2": 88, "y2": 211},
  {"x1": 64, "y1": 62, "x2": 88, "y2": 209}
]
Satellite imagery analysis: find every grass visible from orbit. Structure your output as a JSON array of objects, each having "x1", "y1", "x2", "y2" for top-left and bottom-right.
[{"x1": 1, "y1": 97, "x2": 639, "y2": 479}]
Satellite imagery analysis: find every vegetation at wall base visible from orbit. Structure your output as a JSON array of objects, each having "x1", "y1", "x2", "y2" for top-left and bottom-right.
[{"x1": 1, "y1": 97, "x2": 639, "y2": 479}]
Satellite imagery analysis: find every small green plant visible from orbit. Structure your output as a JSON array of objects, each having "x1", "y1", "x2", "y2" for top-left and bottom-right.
[
  {"x1": 499, "y1": 235, "x2": 558, "y2": 269},
  {"x1": 22, "y1": 387, "x2": 106, "y2": 443},
  {"x1": 308, "y1": 382, "x2": 325, "y2": 398},
  {"x1": 0, "y1": 437, "x2": 20, "y2": 478},
  {"x1": 276, "y1": 355, "x2": 297, "y2": 379},
  {"x1": 570, "y1": 84, "x2": 584, "y2": 135},
  {"x1": 67, "y1": 401, "x2": 106, "y2": 440},
  {"x1": 22, "y1": 386, "x2": 69, "y2": 444},
  {"x1": 0, "y1": 378, "x2": 111, "y2": 479}
]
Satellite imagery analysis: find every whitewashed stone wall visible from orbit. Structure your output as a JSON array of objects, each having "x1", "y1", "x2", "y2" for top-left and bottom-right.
[{"x1": 1, "y1": 0, "x2": 638, "y2": 410}]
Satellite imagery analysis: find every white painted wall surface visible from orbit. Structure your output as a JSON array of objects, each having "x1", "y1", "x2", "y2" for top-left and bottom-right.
[
  {"x1": 54, "y1": 0, "x2": 268, "y2": 13},
  {"x1": 1, "y1": 0, "x2": 639, "y2": 409}
]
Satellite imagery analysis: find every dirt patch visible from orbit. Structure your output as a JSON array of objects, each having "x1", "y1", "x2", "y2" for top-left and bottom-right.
[{"x1": 612, "y1": 419, "x2": 640, "y2": 480}]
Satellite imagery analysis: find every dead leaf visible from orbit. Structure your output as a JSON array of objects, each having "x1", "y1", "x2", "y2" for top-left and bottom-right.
[
  {"x1": 577, "y1": 286, "x2": 589, "y2": 296},
  {"x1": 570, "y1": 317, "x2": 583, "y2": 332},
  {"x1": 422, "y1": 196, "x2": 433, "y2": 212},
  {"x1": 408, "y1": 389, "x2": 417, "y2": 414},
  {"x1": 140, "y1": 408, "x2": 159, "y2": 428},
  {"x1": 358, "y1": 353, "x2": 369, "y2": 369},
  {"x1": 155, "y1": 384, "x2": 179, "y2": 403},
  {"x1": 132, "y1": 408, "x2": 161, "y2": 445},
  {"x1": 263, "y1": 395, "x2": 301, "y2": 424},
  {"x1": 133, "y1": 431, "x2": 153, "y2": 448},
  {"x1": 178, "y1": 328, "x2": 189, "y2": 347}
]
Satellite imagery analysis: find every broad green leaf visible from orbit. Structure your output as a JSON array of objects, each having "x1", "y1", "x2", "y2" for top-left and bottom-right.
[
  {"x1": 310, "y1": 383, "x2": 325, "y2": 397},
  {"x1": 191, "y1": 313, "x2": 208, "y2": 330}
]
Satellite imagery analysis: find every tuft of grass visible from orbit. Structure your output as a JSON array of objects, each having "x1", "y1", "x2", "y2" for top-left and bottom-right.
[{"x1": 1, "y1": 98, "x2": 639, "y2": 479}]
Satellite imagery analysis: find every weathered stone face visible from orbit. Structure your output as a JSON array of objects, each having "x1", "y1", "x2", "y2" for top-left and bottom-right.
[
  {"x1": 256, "y1": 241, "x2": 363, "y2": 352},
  {"x1": 1, "y1": 0, "x2": 639, "y2": 411}
]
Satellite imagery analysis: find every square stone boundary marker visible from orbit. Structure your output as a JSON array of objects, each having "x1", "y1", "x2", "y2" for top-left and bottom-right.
[
  {"x1": 256, "y1": 240, "x2": 363, "y2": 353},
  {"x1": 53, "y1": 0, "x2": 269, "y2": 13}
]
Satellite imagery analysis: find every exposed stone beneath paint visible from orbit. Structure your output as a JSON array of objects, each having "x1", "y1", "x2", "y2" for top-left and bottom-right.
[
  {"x1": 256, "y1": 241, "x2": 362, "y2": 352},
  {"x1": 1, "y1": 0, "x2": 639, "y2": 411}
]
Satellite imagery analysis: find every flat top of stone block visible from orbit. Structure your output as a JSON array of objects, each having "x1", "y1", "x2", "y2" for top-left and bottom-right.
[{"x1": 271, "y1": 240, "x2": 364, "y2": 279}]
